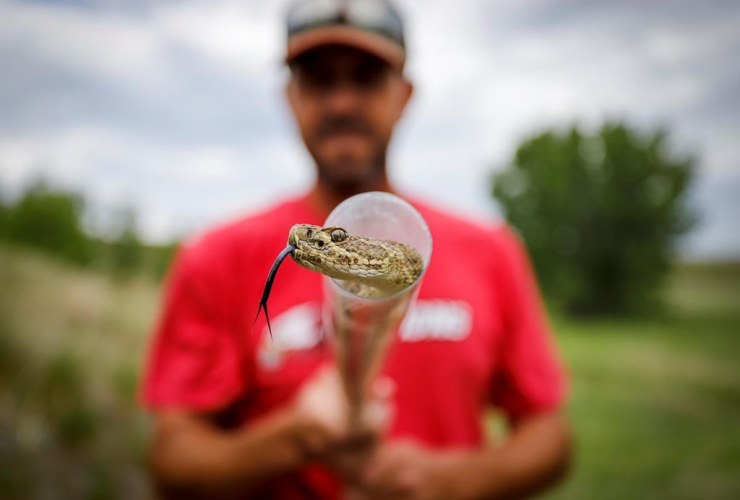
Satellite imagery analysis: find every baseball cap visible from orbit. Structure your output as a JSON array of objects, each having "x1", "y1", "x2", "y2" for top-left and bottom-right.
[{"x1": 285, "y1": 0, "x2": 406, "y2": 72}]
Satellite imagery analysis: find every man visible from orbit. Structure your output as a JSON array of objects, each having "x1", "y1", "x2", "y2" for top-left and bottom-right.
[{"x1": 142, "y1": 0, "x2": 571, "y2": 498}]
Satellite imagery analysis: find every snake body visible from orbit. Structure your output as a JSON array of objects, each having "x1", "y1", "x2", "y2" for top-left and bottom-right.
[{"x1": 288, "y1": 224, "x2": 423, "y2": 298}]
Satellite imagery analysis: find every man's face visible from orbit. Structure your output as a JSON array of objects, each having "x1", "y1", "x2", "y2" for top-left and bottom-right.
[{"x1": 287, "y1": 45, "x2": 412, "y2": 190}]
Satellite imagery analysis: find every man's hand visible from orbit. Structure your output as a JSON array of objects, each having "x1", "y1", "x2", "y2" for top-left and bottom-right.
[
  {"x1": 149, "y1": 364, "x2": 373, "y2": 499},
  {"x1": 298, "y1": 370, "x2": 395, "y2": 482},
  {"x1": 352, "y1": 411, "x2": 571, "y2": 500},
  {"x1": 291, "y1": 365, "x2": 352, "y2": 459},
  {"x1": 354, "y1": 439, "x2": 459, "y2": 500}
]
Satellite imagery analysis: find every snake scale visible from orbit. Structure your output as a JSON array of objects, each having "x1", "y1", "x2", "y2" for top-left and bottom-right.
[{"x1": 254, "y1": 223, "x2": 424, "y2": 337}]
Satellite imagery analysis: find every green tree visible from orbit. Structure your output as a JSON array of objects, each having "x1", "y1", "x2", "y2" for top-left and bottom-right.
[
  {"x1": 147, "y1": 241, "x2": 179, "y2": 280},
  {"x1": 1, "y1": 181, "x2": 94, "y2": 265},
  {"x1": 108, "y1": 207, "x2": 144, "y2": 276},
  {"x1": 492, "y1": 122, "x2": 696, "y2": 316},
  {"x1": 0, "y1": 193, "x2": 8, "y2": 240}
]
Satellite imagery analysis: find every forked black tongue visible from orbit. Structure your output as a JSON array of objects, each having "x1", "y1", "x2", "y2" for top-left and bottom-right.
[{"x1": 253, "y1": 244, "x2": 297, "y2": 339}]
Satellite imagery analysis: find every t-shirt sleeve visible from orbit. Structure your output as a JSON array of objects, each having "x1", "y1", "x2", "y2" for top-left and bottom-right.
[
  {"x1": 489, "y1": 226, "x2": 567, "y2": 420},
  {"x1": 141, "y1": 239, "x2": 247, "y2": 412}
]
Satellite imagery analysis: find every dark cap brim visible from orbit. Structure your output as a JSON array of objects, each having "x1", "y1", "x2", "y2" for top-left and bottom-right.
[{"x1": 286, "y1": 25, "x2": 405, "y2": 72}]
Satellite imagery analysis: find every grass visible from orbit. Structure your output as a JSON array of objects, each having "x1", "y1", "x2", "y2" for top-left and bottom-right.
[
  {"x1": 0, "y1": 246, "x2": 157, "y2": 499},
  {"x1": 544, "y1": 262, "x2": 740, "y2": 499},
  {"x1": 1, "y1": 246, "x2": 739, "y2": 499}
]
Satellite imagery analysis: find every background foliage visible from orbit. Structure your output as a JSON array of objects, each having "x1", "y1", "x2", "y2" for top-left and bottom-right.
[
  {"x1": 0, "y1": 182, "x2": 94, "y2": 266},
  {"x1": 0, "y1": 182, "x2": 176, "y2": 280},
  {"x1": 492, "y1": 122, "x2": 696, "y2": 315}
]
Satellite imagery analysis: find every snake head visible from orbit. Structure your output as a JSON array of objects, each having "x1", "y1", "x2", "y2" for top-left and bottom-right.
[
  {"x1": 288, "y1": 224, "x2": 350, "y2": 248},
  {"x1": 287, "y1": 223, "x2": 424, "y2": 295},
  {"x1": 288, "y1": 224, "x2": 350, "y2": 274},
  {"x1": 287, "y1": 223, "x2": 392, "y2": 283}
]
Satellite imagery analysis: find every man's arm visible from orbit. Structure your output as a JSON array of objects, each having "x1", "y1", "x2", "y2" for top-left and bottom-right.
[
  {"x1": 149, "y1": 366, "x2": 350, "y2": 499},
  {"x1": 151, "y1": 408, "x2": 303, "y2": 499},
  {"x1": 357, "y1": 410, "x2": 571, "y2": 500}
]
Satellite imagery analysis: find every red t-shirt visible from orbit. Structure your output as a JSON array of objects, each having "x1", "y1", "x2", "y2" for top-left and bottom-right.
[{"x1": 142, "y1": 192, "x2": 566, "y2": 499}]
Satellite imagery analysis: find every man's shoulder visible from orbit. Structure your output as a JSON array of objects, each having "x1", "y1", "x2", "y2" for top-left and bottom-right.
[{"x1": 177, "y1": 195, "x2": 305, "y2": 264}]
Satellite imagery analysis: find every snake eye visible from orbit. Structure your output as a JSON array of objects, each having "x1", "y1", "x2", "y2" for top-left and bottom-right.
[
  {"x1": 306, "y1": 229, "x2": 313, "y2": 238},
  {"x1": 331, "y1": 229, "x2": 347, "y2": 242}
]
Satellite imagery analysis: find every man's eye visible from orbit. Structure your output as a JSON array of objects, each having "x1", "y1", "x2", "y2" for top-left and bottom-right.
[
  {"x1": 353, "y1": 66, "x2": 388, "y2": 89},
  {"x1": 300, "y1": 70, "x2": 335, "y2": 90}
]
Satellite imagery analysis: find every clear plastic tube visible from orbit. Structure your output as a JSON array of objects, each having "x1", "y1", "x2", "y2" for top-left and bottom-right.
[{"x1": 322, "y1": 192, "x2": 432, "y2": 428}]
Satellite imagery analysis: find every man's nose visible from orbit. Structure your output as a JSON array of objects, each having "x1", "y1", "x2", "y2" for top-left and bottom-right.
[{"x1": 323, "y1": 81, "x2": 362, "y2": 114}]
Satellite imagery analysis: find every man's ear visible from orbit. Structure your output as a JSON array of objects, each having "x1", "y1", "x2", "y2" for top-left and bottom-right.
[
  {"x1": 285, "y1": 76, "x2": 298, "y2": 115},
  {"x1": 394, "y1": 77, "x2": 414, "y2": 122}
]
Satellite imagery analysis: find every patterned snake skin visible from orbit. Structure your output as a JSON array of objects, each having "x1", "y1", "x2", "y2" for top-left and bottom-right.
[{"x1": 288, "y1": 223, "x2": 423, "y2": 298}]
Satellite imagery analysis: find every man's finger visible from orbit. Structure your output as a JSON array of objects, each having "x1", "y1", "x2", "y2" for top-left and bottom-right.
[{"x1": 361, "y1": 376, "x2": 396, "y2": 433}]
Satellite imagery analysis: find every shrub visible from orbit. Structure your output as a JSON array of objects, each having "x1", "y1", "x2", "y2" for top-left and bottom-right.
[{"x1": 492, "y1": 122, "x2": 696, "y2": 316}]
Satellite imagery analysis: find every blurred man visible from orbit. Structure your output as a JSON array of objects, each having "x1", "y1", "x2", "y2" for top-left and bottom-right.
[{"x1": 142, "y1": 0, "x2": 571, "y2": 498}]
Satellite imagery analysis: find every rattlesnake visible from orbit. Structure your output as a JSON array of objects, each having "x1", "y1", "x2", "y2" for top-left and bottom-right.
[{"x1": 254, "y1": 223, "x2": 424, "y2": 336}]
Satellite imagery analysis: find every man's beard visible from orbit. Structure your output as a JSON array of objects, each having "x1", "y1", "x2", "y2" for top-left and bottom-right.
[
  {"x1": 314, "y1": 147, "x2": 387, "y2": 193},
  {"x1": 311, "y1": 113, "x2": 388, "y2": 192}
]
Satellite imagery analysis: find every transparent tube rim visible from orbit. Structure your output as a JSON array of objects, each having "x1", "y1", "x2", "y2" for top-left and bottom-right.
[{"x1": 323, "y1": 191, "x2": 433, "y2": 302}]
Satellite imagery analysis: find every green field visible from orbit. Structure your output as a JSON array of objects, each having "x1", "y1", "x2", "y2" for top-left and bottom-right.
[
  {"x1": 545, "y1": 263, "x2": 740, "y2": 499},
  {"x1": 1, "y1": 246, "x2": 739, "y2": 499}
]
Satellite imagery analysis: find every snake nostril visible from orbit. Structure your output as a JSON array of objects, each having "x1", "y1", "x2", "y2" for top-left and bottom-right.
[{"x1": 317, "y1": 241, "x2": 324, "y2": 248}]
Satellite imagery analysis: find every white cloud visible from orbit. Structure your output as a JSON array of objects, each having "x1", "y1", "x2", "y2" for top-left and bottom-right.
[
  {"x1": 152, "y1": 0, "x2": 282, "y2": 76},
  {"x1": 0, "y1": 0, "x2": 289, "y2": 99},
  {"x1": 391, "y1": 0, "x2": 739, "y2": 228},
  {"x1": 0, "y1": 123, "x2": 312, "y2": 242},
  {"x1": 0, "y1": 1, "x2": 168, "y2": 90},
  {"x1": 0, "y1": 0, "x2": 738, "y2": 256}
]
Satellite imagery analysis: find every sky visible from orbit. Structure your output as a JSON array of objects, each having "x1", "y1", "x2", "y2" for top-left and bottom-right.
[{"x1": 0, "y1": 0, "x2": 738, "y2": 259}]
